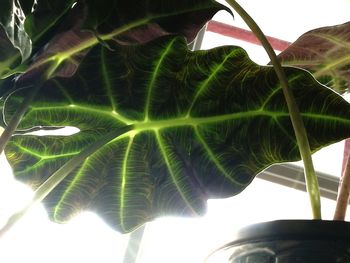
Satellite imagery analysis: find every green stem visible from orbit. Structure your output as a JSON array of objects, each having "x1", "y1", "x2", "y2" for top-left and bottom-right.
[
  {"x1": 225, "y1": 0, "x2": 321, "y2": 219},
  {"x1": 0, "y1": 81, "x2": 43, "y2": 153},
  {"x1": 0, "y1": 125, "x2": 133, "y2": 237}
]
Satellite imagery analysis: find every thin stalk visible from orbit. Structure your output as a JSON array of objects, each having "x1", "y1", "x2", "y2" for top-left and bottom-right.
[
  {"x1": 334, "y1": 148, "x2": 350, "y2": 220},
  {"x1": 0, "y1": 125, "x2": 133, "y2": 237},
  {"x1": 122, "y1": 225, "x2": 147, "y2": 263},
  {"x1": 0, "y1": 81, "x2": 43, "y2": 153},
  {"x1": 225, "y1": 0, "x2": 321, "y2": 219}
]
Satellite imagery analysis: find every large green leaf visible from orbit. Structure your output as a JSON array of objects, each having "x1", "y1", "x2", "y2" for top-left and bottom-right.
[
  {"x1": 278, "y1": 21, "x2": 350, "y2": 93},
  {"x1": 4, "y1": 36, "x2": 350, "y2": 233}
]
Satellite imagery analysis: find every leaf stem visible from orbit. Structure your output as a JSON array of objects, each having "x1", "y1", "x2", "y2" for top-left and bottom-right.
[
  {"x1": 334, "y1": 145, "x2": 350, "y2": 220},
  {"x1": 225, "y1": 0, "x2": 321, "y2": 219},
  {"x1": 0, "y1": 125, "x2": 133, "y2": 237},
  {"x1": 0, "y1": 81, "x2": 43, "y2": 153}
]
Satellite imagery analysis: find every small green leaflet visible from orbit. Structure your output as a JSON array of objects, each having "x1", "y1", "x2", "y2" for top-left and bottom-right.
[{"x1": 5, "y1": 36, "x2": 350, "y2": 233}]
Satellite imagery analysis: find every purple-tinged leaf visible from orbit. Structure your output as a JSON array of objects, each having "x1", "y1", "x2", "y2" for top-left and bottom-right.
[{"x1": 278, "y1": 22, "x2": 350, "y2": 93}]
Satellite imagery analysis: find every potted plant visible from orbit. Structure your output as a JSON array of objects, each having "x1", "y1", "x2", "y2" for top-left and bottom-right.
[
  {"x1": 0, "y1": 0, "x2": 349, "y2": 262},
  {"x1": 206, "y1": 2, "x2": 350, "y2": 262}
]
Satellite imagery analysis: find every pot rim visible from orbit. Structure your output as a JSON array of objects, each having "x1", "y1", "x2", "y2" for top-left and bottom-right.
[
  {"x1": 222, "y1": 219, "x2": 350, "y2": 249},
  {"x1": 206, "y1": 220, "x2": 350, "y2": 262}
]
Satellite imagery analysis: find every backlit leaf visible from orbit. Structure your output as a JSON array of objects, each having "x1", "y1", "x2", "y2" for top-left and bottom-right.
[
  {"x1": 278, "y1": 21, "x2": 350, "y2": 93},
  {"x1": 4, "y1": 36, "x2": 350, "y2": 233}
]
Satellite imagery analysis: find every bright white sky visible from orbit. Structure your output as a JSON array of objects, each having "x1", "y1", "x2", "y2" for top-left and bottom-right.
[{"x1": 1, "y1": 1, "x2": 350, "y2": 263}]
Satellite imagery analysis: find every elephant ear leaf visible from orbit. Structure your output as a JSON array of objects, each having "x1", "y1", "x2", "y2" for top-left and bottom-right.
[
  {"x1": 278, "y1": 21, "x2": 350, "y2": 93},
  {"x1": 4, "y1": 36, "x2": 350, "y2": 233}
]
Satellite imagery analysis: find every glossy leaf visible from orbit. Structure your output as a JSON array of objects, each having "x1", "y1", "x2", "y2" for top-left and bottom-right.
[
  {"x1": 0, "y1": 28, "x2": 21, "y2": 79},
  {"x1": 5, "y1": 36, "x2": 350, "y2": 233},
  {"x1": 0, "y1": 0, "x2": 81, "y2": 80},
  {"x1": 278, "y1": 21, "x2": 350, "y2": 93},
  {"x1": 0, "y1": 0, "x2": 31, "y2": 62}
]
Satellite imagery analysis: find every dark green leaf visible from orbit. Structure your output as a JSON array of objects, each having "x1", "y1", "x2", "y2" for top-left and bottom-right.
[
  {"x1": 0, "y1": 0, "x2": 31, "y2": 61},
  {"x1": 5, "y1": 36, "x2": 350, "y2": 233},
  {"x1": 0, "y1": 75, "x2": 15, "y2": 110},
  {"x1": 0, "y1": 1, "x2": 80, "y2": 80},
  {"x1": 18, "y1": 0, "x2": 230, "y2": 80},
  {"x1": 0, "y1": 28, "x2": 21, "y2": 78},
  {"x1": 18, "y1": 0, "x2": 35, "y2": 15},
  {"x1": 23, "y1": 0, "x2": 76, "y2": 44},
  {"x1": 82, "y1": 0, "x2": 231, "y2": 43},
  {"x1": 278, "y1": 21, "x2": 350, "y2": 93}
]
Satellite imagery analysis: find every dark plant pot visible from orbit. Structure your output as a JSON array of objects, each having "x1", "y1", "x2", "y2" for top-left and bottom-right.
[{"x1": 208, "y1": 220, "x2": 350, "y2": 262}]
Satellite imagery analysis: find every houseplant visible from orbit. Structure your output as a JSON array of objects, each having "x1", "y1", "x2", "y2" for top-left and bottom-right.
[{"x1": 0, "y1": 0, "x2": 350, "y2": 261}]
